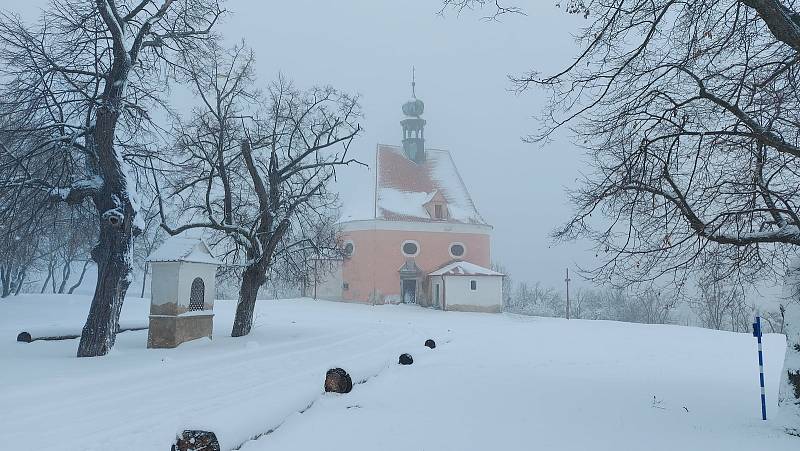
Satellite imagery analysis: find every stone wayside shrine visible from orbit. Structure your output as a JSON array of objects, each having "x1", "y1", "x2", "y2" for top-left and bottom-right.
[{"x1": 146, "y1": 237, "x2": 221, "y2": 349}]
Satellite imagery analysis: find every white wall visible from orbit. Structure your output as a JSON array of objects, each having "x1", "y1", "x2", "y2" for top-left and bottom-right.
[
  {"x1": 442, "y1": 275, "x2": 502, "y2": 311},
  {"x1": 150, "y1": 262, "x2": 180, "y2": 306},
  {"x1": 430, "y1": 275, "x2": 444, "y2": 309}
]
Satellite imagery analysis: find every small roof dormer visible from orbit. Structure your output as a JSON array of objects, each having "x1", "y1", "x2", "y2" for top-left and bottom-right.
[{"x1": 423, "y1": 190, "x2": 448, "y2": 220}]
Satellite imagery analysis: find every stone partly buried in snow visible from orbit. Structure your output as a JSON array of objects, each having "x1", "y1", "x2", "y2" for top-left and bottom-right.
[
  {"x1": 424, "y1": 339, "x2": 436, "y2": 349},
  {"x1": 324, "y1": 368, "x2": 353, "y2": 394},
  {"x1": 171, "y1": 430, "x2": 220, "y2": 451},
  {"x1": 399, "y1": 353, "x2": 414, "y2": 365}
]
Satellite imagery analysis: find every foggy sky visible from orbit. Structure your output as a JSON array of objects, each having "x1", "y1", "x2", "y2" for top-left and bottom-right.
[{"x1": 12, "y1": 1, "x2": 595, "y2": 290}]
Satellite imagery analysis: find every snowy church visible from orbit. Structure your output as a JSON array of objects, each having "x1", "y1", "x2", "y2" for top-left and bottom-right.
[{"x1": 311, "y1": 81, "x2": 503, "y2": 312}]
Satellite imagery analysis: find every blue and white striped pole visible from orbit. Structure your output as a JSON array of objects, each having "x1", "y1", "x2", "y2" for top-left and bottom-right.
[{"x1": 752, "y1": 316, "x2": 767, "y2": 420}]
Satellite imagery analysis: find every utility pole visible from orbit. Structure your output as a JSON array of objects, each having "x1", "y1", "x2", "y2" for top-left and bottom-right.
[{"x1": 565, "y1": 268, "x2": 571, "y2": 320}]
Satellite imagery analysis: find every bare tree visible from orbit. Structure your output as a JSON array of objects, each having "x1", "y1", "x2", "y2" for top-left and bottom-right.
[
  {"x1": 570, "y1": 288, "x2": 605, "y2": 320},
  {"x1": 161, "y1": 42, "x2": 362, "y2": 337},
  {"x1": 764, "y1": 304, "x2": 788, "y2": 333},
  {"x1": 2, "y1": 131, "x2": 94, "y2": 298},
  {"x1": 691, "y1": 280, "x2": 744, "y2": 331},
  {"x1": 34, "y1": 206, "x2": 98, "y2": 294},
  {"x1": 271, "y1": 213, "x2": 346, "y2": 296},
  {"x1": 0, "y1": 216, "x2": 41, "y2": 298},
  {"x1": 506, "y1": 281, "x2": 563, "y2": 316},
  {"x1": 0, "y1": 0, "x2": 224, "y2": 356},
  {"x1": 628, "y1": 289, "x2": 678, "y2": 325},
  {"x1": 0, "y1": 118, "x2": 55, "y2": 297},
  {"x1": 443, "y1": 0, "x2": 800, "y2": 431},
  {"x1": 0, "y1": 227, "x2": 40, "y2": 297}
]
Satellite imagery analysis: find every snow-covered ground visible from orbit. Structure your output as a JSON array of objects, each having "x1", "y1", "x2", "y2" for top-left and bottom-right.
[{"x1": 0, "y1": 294, "x2": 797, "y2": 450}]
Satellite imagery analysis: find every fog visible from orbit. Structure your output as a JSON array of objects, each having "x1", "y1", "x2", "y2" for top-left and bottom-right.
[
  {"x1": 218, "y1": 0, "x2": 595, "y2": 289},
  {"x1": 2, "y1": 3, "x2": 798, "y2": 446},
  {"x1": 12, "y1": 0, "x2": 596, "y2": 289}
]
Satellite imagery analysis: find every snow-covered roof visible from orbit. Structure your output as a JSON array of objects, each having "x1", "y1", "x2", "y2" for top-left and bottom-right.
[
  {"x1": 428, "y1": 261, "x2": 504, "y2": 277},
  {"x1": 375, "y1": 144, "x2": 488, "y2": 225},
  {"x1": 147, "y1": 237, "x2": 222, "y2": 265}
]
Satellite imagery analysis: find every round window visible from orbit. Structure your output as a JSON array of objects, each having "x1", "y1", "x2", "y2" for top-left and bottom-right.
[
  {"x1": 449, "y1": 243, "x2": 465, "y2": 258},
  {"x1": 402, "y1": 240, "x2": 419, "y2": 256},
  {"x1": 343, "y1": 241, "x2": 354, "y2": 257}
]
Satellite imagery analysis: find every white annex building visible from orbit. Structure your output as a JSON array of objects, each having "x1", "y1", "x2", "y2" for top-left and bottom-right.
[{"x1": 427, "y1": 261, "x2": 505, "y2": 313}]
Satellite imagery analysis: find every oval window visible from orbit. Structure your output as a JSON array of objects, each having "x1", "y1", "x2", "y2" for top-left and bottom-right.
[
  {"x1": 402, "y1": 240, "x2": 419, "y2": 257},
  {"x1": 449, "y1": 243, "x2": 465, "y2": 258},
  {"x1": 343, "y1": 241, "x2": 354, "y2": 257}
]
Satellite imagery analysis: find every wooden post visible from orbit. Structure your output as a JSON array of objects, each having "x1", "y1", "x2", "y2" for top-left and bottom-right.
[
  {"x1": 313, "y1": 258, "x2": 318, "y2": 300},
  {"x1": 565, "y1": 268, "x2": 571, "y2": 320}
]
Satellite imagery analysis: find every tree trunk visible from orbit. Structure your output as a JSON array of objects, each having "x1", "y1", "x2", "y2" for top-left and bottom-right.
[
  {"x1": 76, "y1": 73, "x2": 137, "y2": 357},
  {"x1": 13, "y1": 269, "x2": 25, "y2": 296},
  {"x1": 140, "y1": 263, "x2": 148, "y2": 298},
  {"x1": 779, "y1": 301, "x2": 800, "y2": 435},
  {"x1": 67, "y1": 260, "x2": 91, "y2": 294},
  {"x1": 0, "y1": 266, "x2": 10, "y2": 298},
  {"x1": 77, "y1": 203, "x2": 135, "y2": 357},
  {"x1": 51, "y1": 262, "x2": 58, "y2": 293},
  {"x1": 58, "y1": 259, "x2": 72, "y2": 294},
  {"x1": 40, "y1": 262, "x2": 53, "y2": 294},
  {"x1": 231, "y1": 265, "x2": 265, "y2": 337}
]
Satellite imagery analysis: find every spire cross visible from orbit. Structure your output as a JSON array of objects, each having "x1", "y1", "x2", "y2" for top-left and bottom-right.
[{"x1": 411, "y1": 66, "x2": 416, "y2": 98}]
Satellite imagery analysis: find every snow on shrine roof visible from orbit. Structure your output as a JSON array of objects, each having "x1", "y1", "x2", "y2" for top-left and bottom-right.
[
  {"x1": 375, "y1": 144, "x2": 488, "y2": 225},
  {"x1": 429, "y1": 261, "x2": 504, "y2": 277},
  {"x1": 147, "y1": 237, "x2": 221, "y2": 265}
]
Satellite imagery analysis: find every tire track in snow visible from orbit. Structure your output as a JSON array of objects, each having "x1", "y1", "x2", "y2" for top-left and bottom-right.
[
  {"x1": 2, "y1": 320, "x2": 420, "y2": 451},
  {"x1": 230, "y1": 319, "x2": 435, "y2": 450},
  {"x1": 230, "y1": 340, "x2": 407, "y2": 450},
  {"x1": 11, "y1": 332, "x2": 367, "y2": 431},
  {"x1": 0, "y1": 325, "x2": 357, "y2": 404}
]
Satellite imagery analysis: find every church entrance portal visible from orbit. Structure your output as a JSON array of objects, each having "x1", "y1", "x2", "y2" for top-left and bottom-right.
[{"x1": 402, "y1": 279, "x2": 417, "y2": 304}]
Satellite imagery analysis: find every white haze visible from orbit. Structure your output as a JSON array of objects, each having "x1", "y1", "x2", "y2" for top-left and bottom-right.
[{"x1": 13, "y1": 1, "x2": 599, "y2": 290}]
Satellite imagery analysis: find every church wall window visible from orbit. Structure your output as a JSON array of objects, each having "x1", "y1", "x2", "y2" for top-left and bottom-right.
[
  {"x1": 449, "y1": 242, "x2": 466, "y2": 258},
  {"x1": 401, "y1": 240, "x2": 420, "y2": 257}
]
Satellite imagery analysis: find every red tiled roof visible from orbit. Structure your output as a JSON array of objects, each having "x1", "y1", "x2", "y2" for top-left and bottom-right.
[{"x1": 375, "y1": 144, "x2": 487, "y2": 225}]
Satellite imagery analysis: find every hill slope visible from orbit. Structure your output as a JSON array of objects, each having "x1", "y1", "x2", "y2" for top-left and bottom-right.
[{"x1": 0, "y1": 295, "x2": 796, "y2": 450}]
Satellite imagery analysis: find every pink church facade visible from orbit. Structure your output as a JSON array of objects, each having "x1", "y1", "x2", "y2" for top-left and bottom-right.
[
  {"x1": 338, "y1": 219, "x2": 492, "y2": 304},
  {"x1": 311, "y1": 85, "x2": 503, "y2": 312}
]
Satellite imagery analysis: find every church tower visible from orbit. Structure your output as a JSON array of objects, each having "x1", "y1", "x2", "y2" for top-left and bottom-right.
[{"x1": 401, "y1": 69, "x2": 426, "y2": 163}]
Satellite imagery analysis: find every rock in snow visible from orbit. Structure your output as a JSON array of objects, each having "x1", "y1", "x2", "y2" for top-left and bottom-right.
[
  {"x1": 172, "y1": 430, "x2": 220, "y2": 451},
  {"x1": 398, "y1": 353, "x2": 413, "y2": 365},
  {"x1": 424, "y1": 339, "x2": 436, "y2": 349},
  {"x1": 324, "y1": 368, "x2": 353, "y2": 394}
]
